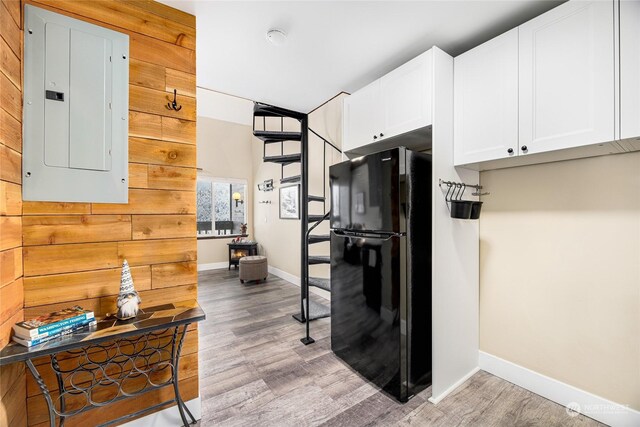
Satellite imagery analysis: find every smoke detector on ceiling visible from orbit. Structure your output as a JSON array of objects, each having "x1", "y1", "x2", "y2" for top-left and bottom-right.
[{"x1": 266, "y1": 29, "x2": 287, "y2": 46}]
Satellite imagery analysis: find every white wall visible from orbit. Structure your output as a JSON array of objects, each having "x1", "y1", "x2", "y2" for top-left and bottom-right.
[
  {"x1": 479, "y1": 151, "x2": 640, "y2": 411},
  {"x1": 196, "y1": 90, "x2": 254, "y2": 266},
  {"x1": 430, "y1": 47, "x2": 480, "y2": 403}
]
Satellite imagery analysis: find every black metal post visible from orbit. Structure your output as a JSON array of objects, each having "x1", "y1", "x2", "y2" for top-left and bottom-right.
[
  {"x1": 51, "y1": 354, "x2": 66, "y2": 427},
  {"x1": 300, "y1": 116, "x2": 316, "y2": 344},
  {"x1": 296, "y1": 116, "x2": 310, "y2": 325},
  {"x1": 26, "y1": 359, "x2": 56, "y2": 427},
  {"x1": 171, "y1": 324, "x2": 194, "y2": 426}
]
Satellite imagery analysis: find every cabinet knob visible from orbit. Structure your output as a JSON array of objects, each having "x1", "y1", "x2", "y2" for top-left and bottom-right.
[
  {"x1": 373, "y1": 135, "x2": 378, "y2": 140},
  {"x1": 380, "y1": 133, "x2": 384, "y2": 137},
  {"x1": 521, "y1": 145, "x2": 528, "y2": 152},
  {"x1": 507, "y1": 148, "x2": 514, "y2": 154}
]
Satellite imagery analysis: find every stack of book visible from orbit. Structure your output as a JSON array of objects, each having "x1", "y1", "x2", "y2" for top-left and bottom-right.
[{"x1": 12, "y1": 306, "x2": 96, "y2": 347}]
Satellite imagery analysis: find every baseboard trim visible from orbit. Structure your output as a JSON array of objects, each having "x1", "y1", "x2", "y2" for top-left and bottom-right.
[
  {"x1": 268, "y1": 265, "x2": 300, "y2": 286},
  {"x1": 428, "y1": 366, "x2": 480, "y2": 404},
  {"x1": 479, "y1": 351, "x2": 640, "y2": 427},
  {"x1": 120, "y1": 397, "x2": 201, "y2": 427},
  {"x1": 268, "y1": 266, "x2": 330, "y2": 300},
  {"x1": 197, "y1": 262, "x2": 228, "y2": 271}
]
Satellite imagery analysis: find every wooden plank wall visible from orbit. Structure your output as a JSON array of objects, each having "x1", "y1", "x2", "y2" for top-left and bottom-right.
[
  {"x1": 8, "y1": 1, "x2": 198, "y2": 425},
  {"x1": 1, "y1": 0, "x2": 26, "y2": 425}
]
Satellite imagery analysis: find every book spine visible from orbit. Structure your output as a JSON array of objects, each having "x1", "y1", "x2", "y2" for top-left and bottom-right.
[
  {"x1": 18, "y1": 313, "x2": 95, "y2": 338},
  {"x1": 26, "y1": 318, "x2": 95, "y2": 340},
  {"x1": 13, "y1": 321, "x2": 96, "y2": 347}
]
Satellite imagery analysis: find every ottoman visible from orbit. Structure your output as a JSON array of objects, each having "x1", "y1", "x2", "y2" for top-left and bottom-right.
[{"x1": 239, "y1": 255, "x2": 268, "y2": 283}]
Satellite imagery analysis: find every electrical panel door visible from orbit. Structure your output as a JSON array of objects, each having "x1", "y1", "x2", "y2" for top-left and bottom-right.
[{"x1": 23, "y1": 5, "x2": 129, "y2": 203}]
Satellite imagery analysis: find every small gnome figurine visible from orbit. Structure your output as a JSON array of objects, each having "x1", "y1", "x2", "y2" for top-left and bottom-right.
[{"x1": 116, "y1": 260, "x2": 141, "y2": 320}]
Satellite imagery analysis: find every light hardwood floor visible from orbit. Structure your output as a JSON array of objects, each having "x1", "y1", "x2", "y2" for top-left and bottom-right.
[{"x1": 197, "y1": 269, "x2": 602, "y2": 426}]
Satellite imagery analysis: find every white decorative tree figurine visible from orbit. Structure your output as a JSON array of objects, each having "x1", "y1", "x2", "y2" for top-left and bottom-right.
[{"x1": 116, "y1": 260, "x2": 141, "y2": 320}]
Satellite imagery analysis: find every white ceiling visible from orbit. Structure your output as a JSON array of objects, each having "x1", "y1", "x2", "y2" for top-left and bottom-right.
[{"x1": 159, "y1": 1, "x2": 563, "y2": 113}]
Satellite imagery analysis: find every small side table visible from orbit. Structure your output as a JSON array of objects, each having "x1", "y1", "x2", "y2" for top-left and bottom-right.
[
  {"x1": 0, "y1": 300, "x2": 205, "y2": 427},
  {"x1": 227, "y1": 242, "x2": 258, "y2": 270}
]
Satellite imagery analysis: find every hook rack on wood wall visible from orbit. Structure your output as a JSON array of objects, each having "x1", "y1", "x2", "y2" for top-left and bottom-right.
[{"x1": 167, "y1": 89, "x2": 182, "y2": 111}]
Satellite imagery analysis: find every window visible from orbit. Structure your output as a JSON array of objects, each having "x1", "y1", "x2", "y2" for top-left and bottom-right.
[{"x1": 197, "y1": 177, "x2": 247, "y2": 237}]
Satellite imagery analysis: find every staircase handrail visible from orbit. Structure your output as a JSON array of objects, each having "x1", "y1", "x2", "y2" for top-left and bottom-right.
[{"x1": 308, "y1": 127, "x2": 342, "y2": 154}]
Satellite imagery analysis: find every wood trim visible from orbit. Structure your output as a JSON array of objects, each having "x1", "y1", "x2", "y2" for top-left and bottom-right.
[
  {"x1": 0, "y1": 372, "x2": 26, "y2": 427},
  {"x1": 0, "y1": 1, "x2": 21, "y2": 59},
  {"x1": 0, "y1": 362, "x2": 24, "y2": 399},
  {"x1": 22, "y1": 215, "x2": 132, "y2": 246},
  {"x1": 0, "y1": 216, "x2": 21, "y2": 250},
  {"x1": 91, "y1": 189, "x2": 196, "y2": 215},
  {"x1": 22, "y1": 201, "x2": 91, "y2": 215},
  {"x1": 132, "y1": 215, "x2": 196, "y2": 240},
  {"x1": 0, "y1": 73, "x2": 21, "y2": 122},
  {"x1": 0, "y1": 36, "x2": 21, "y2": 89},
  {"x1": 120, "y1": 0, "x2": 195, "y2": 29},
  {"x1": 0, "y1": 247, "x2": 22, "y2": 288},
  {"x1": 0, "y1": 108, "x2": 22, "y2": 152},
  {"x1": 129, "y1": 85, "x2": 196, "y2": 121},
  {"x1": 0, "y1": 1, "x2": 24, "y2": 425},
  {"x1": 23, "y1": 265, "x2": 151, "y2": 307},
  {"x1": 28, "y1": 0, "x2": 195, "y2": 50},
  {"x1": 0, "y1": 181, "x2": 22, "y2": 215},
  {"x1": 0, "y1": 144, "x2": 21, "y2": 184},
  {"x1": 0, "y1": 277, "x2": 23, "y2": 324},
  {"x1": 23, "y1": 242, "x2": 121, "y2": 276},
  {"x1": 151, "y1": 261, "x2": 197, "y2": 289},
  {"x1": 307, "y1": 91, "x2": 350, "y2": 115},
  {"x1": 128, "y1": 137, "x2": 197, "y2": 167},
  {"x1": 1, "y1": 0, "x2": 21, "y2": 29}
]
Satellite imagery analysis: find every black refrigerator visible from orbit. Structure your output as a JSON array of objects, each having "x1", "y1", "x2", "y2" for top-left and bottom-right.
[{"x1": 329, "y1": 147, "x2": 432, "y2": 403}]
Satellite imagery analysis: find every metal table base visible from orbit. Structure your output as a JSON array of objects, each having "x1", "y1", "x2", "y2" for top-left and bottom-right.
[{"x1": 25, "y1": 324, "x2": 196, "y2": 427}]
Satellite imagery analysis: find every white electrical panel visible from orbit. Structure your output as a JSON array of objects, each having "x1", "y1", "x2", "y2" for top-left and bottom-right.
[{"x1": 23, "y1": 5, "x2": 129, "y2": 203}]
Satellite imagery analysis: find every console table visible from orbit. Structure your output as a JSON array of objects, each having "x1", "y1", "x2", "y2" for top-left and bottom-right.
[
  {"x1": 227, "y1": 241, "x2": 258, "y2": 270},
  {"x1": 0, "y1": 300, "x2": 205, "y2": 427}
]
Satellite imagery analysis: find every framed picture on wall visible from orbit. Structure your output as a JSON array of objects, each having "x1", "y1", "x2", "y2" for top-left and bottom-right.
[{"x1": 279, "y1": 184, "x2": 300, "y2": 219}]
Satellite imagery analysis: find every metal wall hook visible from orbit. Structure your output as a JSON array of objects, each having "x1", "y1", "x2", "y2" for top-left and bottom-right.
[
  {"x1": 167, "y1": 89, "x2": 182, "y2": 111},
  {"x1": 439, "y1": 178, "x2": 490, "y2": 197}
]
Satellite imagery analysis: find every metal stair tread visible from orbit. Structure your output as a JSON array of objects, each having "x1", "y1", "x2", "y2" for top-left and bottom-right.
[
  {"x1": 308, "y1": 214, "x2": 328, "y2": 223},
  {"x1": 253, "y1": 103, "x2": 306, "y2": 120},
  {"x1": 263, "y1": 154, "x2": 302, "y2": 165},
  {"x1": 254, "y1": 130, "x2": 302, "y2": 142},
  {"x1": 308, "y1": 234, "x2": 330, "y2": 244},
  {"x1": 308, "y1": 277, "x2": 330, "y2": 291},
  {"x1": 280, "y1": 175, "x2": 301, "y2": 184},
  {"x1": 308, "y1": 255, "x2": 330, "y2": 265},
  {"x1": 303, "y1": 298, "x2": 330, "y2": 320}
]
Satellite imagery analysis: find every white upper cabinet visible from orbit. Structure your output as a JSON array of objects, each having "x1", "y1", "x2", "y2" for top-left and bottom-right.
[
  {"x1": 342, "y1": 80, "x2": 380, "y2": 153},
  {"x1": 454, "y1": 29, "x2": 518, "y2": 165},
  {"x1": 518, "y1": 1, "x2": 615, "y2": 155},
  {"x1": 620, "y1": 0, "x2": 640, "y2": 141},
  {"x1": 380, "y1": 51, "x2": 432, "y2": 141},
  {"x1": 343, "y1": 50, "x2": 433, "y2": 154}
]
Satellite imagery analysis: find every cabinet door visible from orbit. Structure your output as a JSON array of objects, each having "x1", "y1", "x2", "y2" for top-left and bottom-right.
[
  {"x1": 620, "y1": 0, "x2": 640, "y2": 140},
  {"x1": 519, "y1": 1, "x2": 615, "y2": 155},
  {"x1": 343, "y1": 80, "x2": 380, "y2": 152},
  {"x1": 454, "y1": 29, "x2": 518, "y2": 165},
  {"x1": 376, "y1": 50, "x2": 433, "y2": 139},
  {"x1": 23, "y1": 5, "x2": 129, "y2": 203},
  {"x1": 380, "y1": 51, "x2": 432, "y2": 141}
]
